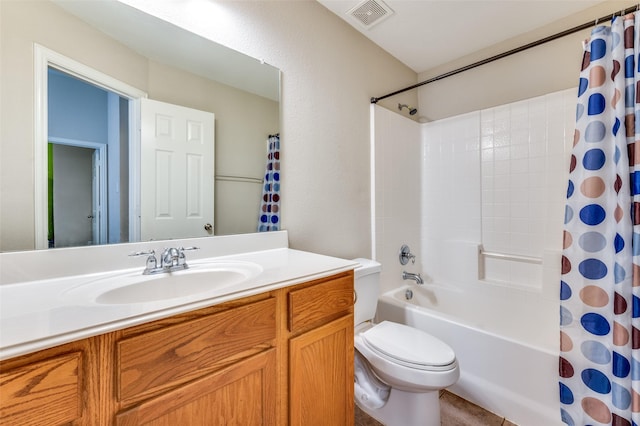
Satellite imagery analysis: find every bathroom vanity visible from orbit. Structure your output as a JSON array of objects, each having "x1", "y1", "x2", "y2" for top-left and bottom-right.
[{"x1": 0, "y1": 232, "x2": 356, "y2": 425}]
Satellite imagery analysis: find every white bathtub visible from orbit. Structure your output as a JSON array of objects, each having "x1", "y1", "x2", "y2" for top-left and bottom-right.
[{"x1": 376, "y1": 284, "x2": 562, "y2": 426}]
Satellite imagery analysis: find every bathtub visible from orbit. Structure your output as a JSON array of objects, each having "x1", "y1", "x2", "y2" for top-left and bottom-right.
[{"x1": 376, "y1": 284, "x2": 561, "y2": 426}]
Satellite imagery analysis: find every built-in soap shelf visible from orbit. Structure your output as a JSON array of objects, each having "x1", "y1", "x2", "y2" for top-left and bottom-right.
[
  {"x1": 479, "y1": 249, "x2": 542, "y2": 265},
  {"x1": 477, "y1": 245, "x2": 547, "y2": 289}
]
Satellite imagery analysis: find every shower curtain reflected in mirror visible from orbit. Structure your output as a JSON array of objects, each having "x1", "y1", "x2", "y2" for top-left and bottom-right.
[
  {"x1": 560, "y1": 13, "x2": 640, "y2": 426},
  {"x1": 258, "y1": 134, "x2": 280, "y2": 232}
]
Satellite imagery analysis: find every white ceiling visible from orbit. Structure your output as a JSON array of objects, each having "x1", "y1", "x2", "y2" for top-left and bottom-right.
[
  {"x1": 317, "y1": 0, "x2": 607, "y2": 73},
  {"x1": 52, "y1": 0, "x2": 280, "y2": 101}
]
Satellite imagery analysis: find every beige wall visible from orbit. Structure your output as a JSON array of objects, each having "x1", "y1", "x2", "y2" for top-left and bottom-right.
[
  {"x1": 4, "y1": 0, "x2": 634, "y2": 258},
  {"x1": 416, "y1": 0, "x2": 637, "y2": 121},
  {"x1": 135, "y1": 0, "x2": 419, "y2": 258},
  {"x1": 0, "y1": 0, "x2": 279, "y2": 250}
]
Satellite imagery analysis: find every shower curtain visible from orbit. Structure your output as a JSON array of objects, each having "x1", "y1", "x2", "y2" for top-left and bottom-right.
[
  {"x1": 560, "y1": 14, "x2": 640, "y2": 426},
  {"x1": 258, "y1": 134, "x2": 280, "y2": 232}
]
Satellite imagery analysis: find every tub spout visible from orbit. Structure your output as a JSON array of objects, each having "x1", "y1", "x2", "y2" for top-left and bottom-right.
[{"x1": 402, "y1": 271, "x2": 424, "y2": 285}]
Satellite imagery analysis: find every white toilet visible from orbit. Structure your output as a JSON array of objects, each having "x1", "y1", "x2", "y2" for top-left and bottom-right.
[{"x1": 353, "y1": 258, "x2": 459, "y2": 426}]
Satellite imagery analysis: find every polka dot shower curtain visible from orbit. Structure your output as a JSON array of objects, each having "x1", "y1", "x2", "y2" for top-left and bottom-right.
[
  {"x1": 560, "y1": 14, "x2": 640, "y2": 426},
  {"x1": 258, "y1": 134, "x2": 280, "y2": 232}
]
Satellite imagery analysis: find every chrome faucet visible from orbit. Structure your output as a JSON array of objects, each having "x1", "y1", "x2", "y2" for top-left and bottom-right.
[
  {"x1": 402, "y1": 271, "x2": 424, "y2": 285},
  {"x1": 161, "y1": 247, "x2": 181, "y2": 268},
  {"x1": 130, "y1": 247, "x2": 199, "y2": 275},
  {"x1": 399, "y1": 244, "x2": 416, "y2": 265}
]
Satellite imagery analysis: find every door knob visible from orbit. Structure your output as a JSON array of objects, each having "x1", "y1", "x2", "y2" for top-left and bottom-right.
[{"x1": 204, "y1": 223, "x2": 213, "y2": 232}]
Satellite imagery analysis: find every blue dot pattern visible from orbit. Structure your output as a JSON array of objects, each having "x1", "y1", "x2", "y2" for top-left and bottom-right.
[
  {"x1": 257, "y1": 134, "x2": 281, "y2": 232},
  {"x1": 560, "y1": 14, "x2": 640, "y2": 426}
]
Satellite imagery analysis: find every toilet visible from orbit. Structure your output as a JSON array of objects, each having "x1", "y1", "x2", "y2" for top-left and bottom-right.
[{"x1": 353, "y1": 258, "x2": 459, "y2": 426}]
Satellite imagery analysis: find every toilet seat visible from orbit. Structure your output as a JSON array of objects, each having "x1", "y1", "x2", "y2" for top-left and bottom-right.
[{"x1": 360, "y1": 321, "x2": 456, "y2": 371}]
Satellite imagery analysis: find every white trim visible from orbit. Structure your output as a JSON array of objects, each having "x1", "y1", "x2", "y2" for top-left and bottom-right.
[
  {"x1": 92, "y1": 150, "x2": 105, "y2": 245},
  {"x1": 370, "y1": 104, "x2": 376, "y2": 260},
  {"x1": 34, "y1": 44, "x2": 147, "y2": 249},
  {"x1": 48, "y1": 137, "x2": 106, "y2": 151},
  {"x1": 128, "y1": 99, "x2": 142, "y2": 242},
  {"x1": 34, "y1": 47, "x2": 48, "y2": 249}
]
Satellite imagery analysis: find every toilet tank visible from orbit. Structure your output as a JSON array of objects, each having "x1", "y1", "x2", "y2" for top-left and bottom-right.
[{"x1": 353, "y1": 258, "x2": 382, "y2": 326}]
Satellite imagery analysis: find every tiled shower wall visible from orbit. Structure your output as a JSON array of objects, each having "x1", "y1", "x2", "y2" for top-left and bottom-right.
[
  {"x1": 373, "y1": 105, "x2": 422, "y2": 294},
  {"x1": 421, "y1": 88, "x2": 576, "y2": 294}
]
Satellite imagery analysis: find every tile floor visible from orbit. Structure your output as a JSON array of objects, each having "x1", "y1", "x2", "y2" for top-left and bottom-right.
[{"x1": 355, "y1": 391, "x2": 518, "y2": 426}]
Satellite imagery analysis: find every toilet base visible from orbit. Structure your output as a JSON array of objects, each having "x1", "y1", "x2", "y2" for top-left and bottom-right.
[{"x1": 356, "y1": 387, "x2": 441, "y2": 426}]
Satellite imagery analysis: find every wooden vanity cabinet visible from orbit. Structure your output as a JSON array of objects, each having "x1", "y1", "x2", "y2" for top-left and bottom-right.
[{"x1": 0, "y1": 271, "x2": 354, "y2": 426}]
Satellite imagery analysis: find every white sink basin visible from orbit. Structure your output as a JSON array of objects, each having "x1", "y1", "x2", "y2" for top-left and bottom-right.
[{"x1": 62, "y1": 261, "x2": 263, "y2": 305}]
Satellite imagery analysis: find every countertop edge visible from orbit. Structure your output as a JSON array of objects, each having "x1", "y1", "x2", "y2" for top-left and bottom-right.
[{"x1": 0, "y1": 263, "x2": 356, "y2": 361}]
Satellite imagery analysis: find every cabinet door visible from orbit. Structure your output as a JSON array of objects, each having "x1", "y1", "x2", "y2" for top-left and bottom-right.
[
  {"x1": 117, "y1": 297, "x2": 276, "y2": 404},
  {"x1": 289, "y1": 314, "x2": 354, "y2": 426},
  {"x1": 288, "y1": 273, "x2": 353, "y2": 333},
  {"x1": 115, "y1": 349, "x2": 276, "y2": 426},
  {"x1": 0, "y1": 352, "x2": 83, "y2": 426}
]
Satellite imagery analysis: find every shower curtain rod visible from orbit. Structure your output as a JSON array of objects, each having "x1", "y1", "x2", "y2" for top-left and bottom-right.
[{"x1": 370, "y1": 4, "x2": 639, "y2": 104}]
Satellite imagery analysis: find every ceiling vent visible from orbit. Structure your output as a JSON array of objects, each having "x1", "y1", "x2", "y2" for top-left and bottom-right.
[{"x1": 347, "y1": 0, "x2": 394, "y2": 29}]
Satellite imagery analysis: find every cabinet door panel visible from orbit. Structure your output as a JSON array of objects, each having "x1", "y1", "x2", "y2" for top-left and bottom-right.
[
  {"x1": 116, "y1": 349, "x2": 276, "y2": 426},
  {"x1": 0, "y1": 352, "x2": 82, "y2": 426},
  {"x1": 289, "y1": 314, "x2": 354, "y2": 426},
  {"x1": 117, "y1": 297, "x2": 276, "y2": 402},
  {"x1": 288, "y1": 273, "x2": 353, "y2": 333}
]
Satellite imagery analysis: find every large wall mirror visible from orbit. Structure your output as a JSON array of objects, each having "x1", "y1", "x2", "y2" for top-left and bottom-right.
[{"x1": 0, "y1": 0, "x2": 280, "y2": 252}]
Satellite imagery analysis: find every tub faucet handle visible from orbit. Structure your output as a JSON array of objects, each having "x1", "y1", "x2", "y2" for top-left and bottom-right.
[{"x1": 399, "y1": 244, "x2": 416, "y2": 265}]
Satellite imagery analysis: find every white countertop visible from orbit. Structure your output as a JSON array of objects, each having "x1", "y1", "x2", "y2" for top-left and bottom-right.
[{"x1": 0, "y1": 246, "x2": 357, "y2": 360}]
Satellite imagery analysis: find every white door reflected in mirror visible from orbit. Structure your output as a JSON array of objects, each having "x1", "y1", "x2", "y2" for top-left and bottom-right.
[{"x1": 141, "y1": 99, "x2": 215, "y2": 241}]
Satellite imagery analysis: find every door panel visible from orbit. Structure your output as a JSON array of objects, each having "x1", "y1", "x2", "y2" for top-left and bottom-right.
[
  {"x1": 52, "y1": 144, "x2": 94, "y2": 247},
  {"x1": 140, "y1": 99, "x2": 214, "y2": 241}
]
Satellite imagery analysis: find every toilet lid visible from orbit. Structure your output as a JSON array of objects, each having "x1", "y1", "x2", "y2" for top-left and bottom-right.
[{"x1": 361, "y1": 321, "x2": 456, "y2": 369}]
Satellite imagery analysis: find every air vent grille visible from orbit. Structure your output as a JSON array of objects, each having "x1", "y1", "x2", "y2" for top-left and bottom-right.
[{"x1": 348, "y1": 0, "x2": 394, "y2": 29}]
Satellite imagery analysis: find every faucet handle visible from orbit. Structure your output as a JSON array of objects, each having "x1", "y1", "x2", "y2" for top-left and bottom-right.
[
  {"x1": 129, "y1": 250, "x2": 158, "y2": 273},
  {"x1": 399, "y1": 244, "x2": 416, "y2": 265},
  {"x1": 129, "y1": 249, "x2": 155, "y2": 257},
  {"x1": 177, "y1": 247, "x2": 199, "y2": 266}
]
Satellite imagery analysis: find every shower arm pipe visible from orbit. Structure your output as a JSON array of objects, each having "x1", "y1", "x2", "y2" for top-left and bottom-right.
[{"x1": 370, "y1": 4, "x2": 639, "y2": 104}]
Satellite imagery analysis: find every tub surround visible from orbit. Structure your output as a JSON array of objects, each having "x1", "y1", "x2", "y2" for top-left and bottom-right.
[
  {"x1": 372, "y1": 90, "x2": 573, "y2": 424},
  {"x1": 0, "y1": 230, "x2": 358, "y2": 360}
]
